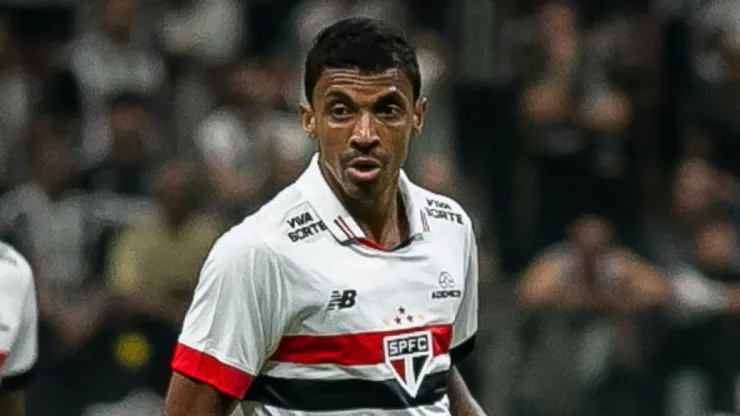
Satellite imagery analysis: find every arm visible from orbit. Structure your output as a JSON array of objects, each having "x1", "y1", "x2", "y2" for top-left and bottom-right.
[
  {"x1": 449, "y1": 366, "x2": 486, "y2": 416},
  {"x1": 619, "y1": 253, "x2": 671, "y2": 309},
  {"x1": 162, "y1": 230, "x2": 288, "y2": 416},
  {"x1": 163, "y1": 372, "x2": 236, "y2": 416},
  {"x1": 448, "y1": 222, "x2": 485, "y2": 416},
  {"x1": 518, "y1": 255, "x2": 565, "y2": 306},
  {"x1": 0, "y1": 390, "x2": 25, "y2": 416},
  {"x1": 519, "y1": 254, "x2": 601, "y2": 310},
  {"x1": 0, "y1": 248, "x2": 37, "y2": 416},
  {"x1": 0, "y1": 372, "x2": 34, "y2": 416}
]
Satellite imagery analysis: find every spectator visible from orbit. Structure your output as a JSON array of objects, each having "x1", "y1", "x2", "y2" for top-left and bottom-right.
[
  {"x1": 156, "y1": 0, "x2": 245, "y2": 147},
  {"x1": 687, "y1": 0, "x2": 740, "y2": 177},
  {"x1": 196, "y1": 60, "x2": 309, "y2": 219},
  {"x1": 157, "y1": 0, "x2": 244, "y2": 67},
  {"x1": 79, "y1": 92, "x2": 157, "y2": 197},
  {"x1": 0, "y1": 12, "x2": 31, "y2": 192},
  {"x1": 642, "y1": 158, "x2": 719, "y2": 267},
  {"x1": 71, "y1": 0, "x2": 165, "y2": 168},
  {"x1": 517, "y1": 215, "x2": 668, "y2": 416},
  {"x1": 640, "y1": 160, "x2": 740, "y2": 414},
  {"x1": 519, "y1": 1, "x2": 636, "y2": 249},
  {"x1": 0, "y1": 115, "x2": 94, "y2": 302},
  {"x1": 106, "y1": 160, "x2": 222, "y2": 328},
  {"x1": 0, "y1": 119, "x2": 115, "y2": 393}
]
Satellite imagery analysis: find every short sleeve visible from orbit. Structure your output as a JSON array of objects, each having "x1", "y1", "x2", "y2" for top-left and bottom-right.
[
  {"x1": 450, "y1": 223, "x2": 478, "y2": 362},
  {"x1": 171, "y1": 230, "x2": 289, "y2": 399},
  {"x1": 0, "y1": 254, "x2": 38, "y2": 392}
]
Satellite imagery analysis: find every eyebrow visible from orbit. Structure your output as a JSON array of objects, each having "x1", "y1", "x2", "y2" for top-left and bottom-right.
[
  {"x1": 324, "y1": 90, "x2": 408, "y2": 105},
  {"x1": 324, "y1": 90, "x2": 353, "y2": 102},
  {"x1": 374, "y1": 91, "x2": 406, "y2": 105}
]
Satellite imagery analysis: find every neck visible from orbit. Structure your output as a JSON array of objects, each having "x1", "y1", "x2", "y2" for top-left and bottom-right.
[
  {"x1": 348, "y1": 184, "x2": 402, "y2": 245},
  {"x1": 322, "y1": 165, "x2": 408, "y2": 248},
  {"x1": 165, "y1": 210, "x2": 191, "y2": 230}
]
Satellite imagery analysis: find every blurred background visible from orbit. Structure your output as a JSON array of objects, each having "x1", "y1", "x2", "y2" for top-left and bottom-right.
[{"x1": 2, "y1": 0, "x2": 740, "y2": 414}]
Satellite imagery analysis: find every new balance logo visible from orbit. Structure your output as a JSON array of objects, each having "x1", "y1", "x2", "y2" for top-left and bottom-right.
[{"x1": 326, "y1": 289, "x2": 357, "y2": 310}]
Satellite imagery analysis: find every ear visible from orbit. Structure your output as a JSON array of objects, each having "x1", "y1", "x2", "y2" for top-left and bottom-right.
[
  {"x1": 300, "y1": 103, "x2": 317, "y2": 139},
  {"x1": 412, "y1": 97, "x2": 428, "y2": 136}
]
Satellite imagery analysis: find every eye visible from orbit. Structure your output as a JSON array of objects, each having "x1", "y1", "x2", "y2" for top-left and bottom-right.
[
  {"x1": 329, "y1": 103, "x2": 354, "y2": 120},
  {"x1": 377, "y1": 104, "x2": 403, "y2": 119}
]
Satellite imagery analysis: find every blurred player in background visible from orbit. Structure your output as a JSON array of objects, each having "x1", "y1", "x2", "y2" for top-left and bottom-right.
[
  {"x1": 163, "y1": 17, "x2": 485, "y2": 416},
  {"x1": 0, "y1": 242, "x2": 38, "y2": 416}
]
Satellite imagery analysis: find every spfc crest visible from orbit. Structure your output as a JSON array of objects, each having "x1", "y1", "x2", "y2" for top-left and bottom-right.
[{"x1": 383, "y1": 330, "x2": 433, "y2": 397}]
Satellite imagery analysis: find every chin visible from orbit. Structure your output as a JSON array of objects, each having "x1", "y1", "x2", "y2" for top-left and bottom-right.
[{"x1": 342, "y1": 179, "x2": 380, "y2": 201}]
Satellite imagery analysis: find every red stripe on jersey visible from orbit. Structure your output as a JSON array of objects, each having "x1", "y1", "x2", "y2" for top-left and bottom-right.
[
  {"x1": 270, "y1": 325, "x2": 452, "y2": 366},
  {"x1": 171, "y1": 343, "x2": 254, "y2": 399},
  {"x1": 0, "y1": 350, "x2": 7, "y2": 370},
  {"x1": 357, "y1": 237, "x2": 387, "y2": 251}
]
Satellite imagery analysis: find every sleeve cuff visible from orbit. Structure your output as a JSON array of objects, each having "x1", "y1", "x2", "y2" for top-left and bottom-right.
[
  {"x1": 0, "y1": 367, "x2": 35, "y2": 393},
  {"x1": 171, "y1": 343, "x2": 254, "y2": 399},
  {"x1": 450, "y1": 335, "x2": 475, "y2": 363}
]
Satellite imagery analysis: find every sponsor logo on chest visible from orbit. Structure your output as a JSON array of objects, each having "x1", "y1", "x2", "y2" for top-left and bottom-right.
[{"x1": 432, "y1": 272, "x2": 461, "y2": 299}]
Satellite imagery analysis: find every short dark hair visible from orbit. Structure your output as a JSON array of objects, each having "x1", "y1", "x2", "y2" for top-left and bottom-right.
[{"x1": 304, "y1": 17, "x2": 421, "y2": 104}]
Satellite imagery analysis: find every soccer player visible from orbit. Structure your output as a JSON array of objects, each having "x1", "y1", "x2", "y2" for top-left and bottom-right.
[
  {"x1": 163, "y1": 17, "x2": 485, "y2": 416},
  {"x1": 0, "y1": 242, "x2": 38, "y2": 416}
]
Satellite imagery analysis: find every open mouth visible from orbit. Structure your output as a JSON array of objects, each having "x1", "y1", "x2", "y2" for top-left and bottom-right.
[{"x1": 346, "y1": 158, "x2": 382, "y2": 182}]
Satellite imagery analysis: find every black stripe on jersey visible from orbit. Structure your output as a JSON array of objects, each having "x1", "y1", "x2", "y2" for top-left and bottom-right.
[
  {"x1": 245, "y1": 371, "x2": 448, "y2": 411},
  {"x1": 450, "y1": 336, "x2": 475, "y2": 363},
  {"x1": 0, "y1": 367, "x2": 35, "y2": 393}
]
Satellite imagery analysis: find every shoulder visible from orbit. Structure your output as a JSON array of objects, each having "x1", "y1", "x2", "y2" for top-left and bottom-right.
[
  {"x1": 410, "y1": 183, "x2": 474, "y2": 237},
  {"x1": 231, "y1": 180, "x2": 326, "y2": 249},
  {"x1": 211, "y1": 184, "x2": 310, "y2": 267},
  {"x1": 0, "y1": 242, "x2": 33, "y2": 295},
  {"x1": 187, "y1": 215, "x2": 224, "y2": 237}
]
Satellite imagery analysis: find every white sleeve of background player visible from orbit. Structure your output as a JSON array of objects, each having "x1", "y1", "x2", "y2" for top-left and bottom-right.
[
  {"x1": 171, "y1": 231, "x2": 289, "y2": 399},
  {"x1": 0, "y1": 257, "x2": 38, "y2": 389},
  {"x1": 450, "y1": 222, "x2": 479, "y2": 358}
]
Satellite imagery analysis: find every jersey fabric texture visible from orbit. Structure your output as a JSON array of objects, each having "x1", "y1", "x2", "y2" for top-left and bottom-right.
[
  {"x1": 172, "y1": 154, "x2": 479, "y2": 415},
  {"x1": 0, "y1": 241, "x2": 38, "y2": 393}
]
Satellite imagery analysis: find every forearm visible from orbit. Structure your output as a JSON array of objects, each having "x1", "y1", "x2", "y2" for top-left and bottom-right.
[
  {"x1": 448, "y1": 366, "x2": 486, "y2": 416},
  {"x1": 162, "y1": 372, "x2": 235, "y2": 416},
  {"x1": 0, "y1": 390, "x2": 25, "y2": 416}
]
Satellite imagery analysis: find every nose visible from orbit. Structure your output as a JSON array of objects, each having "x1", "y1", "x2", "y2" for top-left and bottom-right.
[{"x1": 349, "y1": 111, "x2": 380, "y2": 150}]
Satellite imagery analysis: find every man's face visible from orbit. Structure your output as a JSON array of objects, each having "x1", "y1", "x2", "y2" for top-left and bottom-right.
[
  {"x1": 155, "y1": 163, "x2": 196, "y2": 223},
  {"x1": 34, "y1": 139, "x2": 73, "y2": 191},
  {"x1": 101, "y1": 0, "x2": 138, "y2": 41},
  {"x1": 300, "y1": 68, "x2": 426, "y2": 201},
  {"x1": 672, "y1": 159, "x2": 714, "y2": 219},
  {"x1": 110, "y1": 105, "x2": 146, "y2": 163},
  {"x1": 569, "y1": 216, "x2": 612, "y2": 256}
]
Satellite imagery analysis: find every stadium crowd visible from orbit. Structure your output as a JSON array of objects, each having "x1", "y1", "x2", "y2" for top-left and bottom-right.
[{"x1": 1, "y1": 0, "x2": 740, "y2": 414}]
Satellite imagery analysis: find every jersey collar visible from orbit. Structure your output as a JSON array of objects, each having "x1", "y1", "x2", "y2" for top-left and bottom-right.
[{"x1": 297, "y1": 154, "x2": 430, "y2": 245}]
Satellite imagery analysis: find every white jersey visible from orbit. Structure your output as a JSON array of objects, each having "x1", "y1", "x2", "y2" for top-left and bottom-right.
[
  {"x1": 172, "y1": 155, "x2": 479, "y2": 415},
  {"x1": 0, "y1": 242, "x2": 37, "y2": 393}
]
